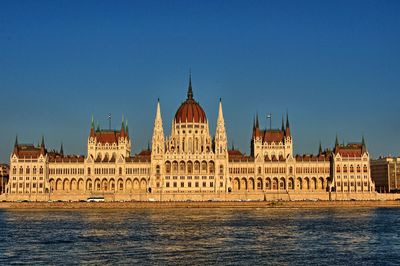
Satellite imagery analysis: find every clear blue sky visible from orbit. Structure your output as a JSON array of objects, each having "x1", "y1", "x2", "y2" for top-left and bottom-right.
[{"x1": 1, "y1": 0, "x2": 399, "y2": 162}]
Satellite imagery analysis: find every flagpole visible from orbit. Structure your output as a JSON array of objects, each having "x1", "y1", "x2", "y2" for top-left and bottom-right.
[
  {"x1": 267, "y1": 114, "x2": 272, "y2": 130},
  {"x1": 108, "y1": 113, "x2": 111, "y2": 130}
]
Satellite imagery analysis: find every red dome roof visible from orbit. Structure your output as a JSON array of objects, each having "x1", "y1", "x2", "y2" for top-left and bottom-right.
[
  {"x1": 174, "y1": 76, "x2": 207, "y2": 123},
  {"x1": 175, "y1": 99, "x2": 207, "y2": 123}
]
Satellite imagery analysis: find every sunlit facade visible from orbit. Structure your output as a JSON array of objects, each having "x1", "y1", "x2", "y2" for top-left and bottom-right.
[{"x1": 4, "y1": 77, "x2": 375, "y2": 201}]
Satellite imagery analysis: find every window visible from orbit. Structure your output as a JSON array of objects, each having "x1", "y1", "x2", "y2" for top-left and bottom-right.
[
  {"x1": 343, "y1": 165, "x2": 347, "y2": 173},
  {"x1": 195, "y1": 182, "x2": 199, "y2": 187},
  {"x1": 363, "y1": 165, "x2": 368, "y2": 173},
  {"x1": 173, "y1": 182, "x2": 177, "y2": 188},
  {"x1": 181, "y1": 182, "x2": 184, "y2": 187},
  {"x1": 203, "y1": 182, "x2": 206, "y2": 187},
  {"x1": 166, "y1": 182, "x2": 170, "y2": 188},
  {"x1": 39, "y1": 167, "x2": 43, "y2": 174},
  {"x1": 210, "y1": 182, "x2": 213, "y2": 187}
]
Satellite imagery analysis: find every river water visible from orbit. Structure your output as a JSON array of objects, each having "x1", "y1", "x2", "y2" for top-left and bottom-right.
[{"x1": 0, "y1": 207, "x2": 399, "y2": 265}]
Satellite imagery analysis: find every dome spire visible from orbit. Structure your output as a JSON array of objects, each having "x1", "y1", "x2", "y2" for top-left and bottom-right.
[{"x1": 187, "y1": 70, "x2": 193, "y2": 100}]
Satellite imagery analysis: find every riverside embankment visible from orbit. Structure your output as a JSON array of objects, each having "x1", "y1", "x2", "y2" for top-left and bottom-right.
[{"x1": 1, "y1": 200, "x2": 400, "y2": 209}]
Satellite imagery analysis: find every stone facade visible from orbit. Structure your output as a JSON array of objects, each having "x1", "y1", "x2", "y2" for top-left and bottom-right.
[
  {"x1": 4, "y1": 77, "x2": 376, "y2": 201},
  {"x1": 371, "y1": 157, "x2": 400, "y2": 193}
]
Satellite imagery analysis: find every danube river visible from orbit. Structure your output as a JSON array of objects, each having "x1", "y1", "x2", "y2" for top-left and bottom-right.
[{"x1": 0, "y1": 207, "x2": 399, "y2": 265}]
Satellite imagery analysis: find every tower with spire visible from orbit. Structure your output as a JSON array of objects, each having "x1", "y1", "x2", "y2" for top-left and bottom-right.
[
  {"x1": 87, "y1": 115, "x2": 131, "y2": 160},
  {"x1": 215, "y1": 98, "x2": 228, "y2": 156},
  {"x1": 251, "y1": 111, "x2": 293, "y2": 160},
  {"x1": 151, "y1": 99, "x2": 165, "y2": 157}
]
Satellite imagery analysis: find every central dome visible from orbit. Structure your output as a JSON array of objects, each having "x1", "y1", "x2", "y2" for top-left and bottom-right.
[{"x1": 174, "y1": 76, "x2": 207, "y2": 123}]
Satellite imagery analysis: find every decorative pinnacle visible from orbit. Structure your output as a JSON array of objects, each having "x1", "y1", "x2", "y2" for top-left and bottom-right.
[{"x1": 187, "y1": 71, "x2": 193, "y2": 100}]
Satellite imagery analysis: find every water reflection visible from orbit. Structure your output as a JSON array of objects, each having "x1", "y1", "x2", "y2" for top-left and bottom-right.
[{"x1": 0, "y1": 208, "x2": 400, "y2": 265}]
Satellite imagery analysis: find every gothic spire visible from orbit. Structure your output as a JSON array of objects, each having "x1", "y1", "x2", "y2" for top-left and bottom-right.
[
  {"x1": 60, "y1": 142, "x2": 64, "y2": 155},
  {"x1": 91, "y1": 115, "x2": 94, "y2": 129},
  {"x1": 335, "y1": 134, "x2": 339, "y2": 147},
  {"x1": 187, "y1": 71, "x2": 193, "y2": 100},
  {"x1": 41, "y1": 135, "x2": 45, "y2": 148},
  {"x1": 319, "y1": 141, "x2": 322, "y2": 155},
  {"x1": 362, "y1": 135, "x2": 367, "y2": 153},
  {"x1": 281, "y1": 115, "x2": 285, "y2": 131},
  {"x1": 14, "y1": 135, "x2": 18, "y2": 147},
  {"x1": 255, "y1": 112, "x2": 259, "y2": 128},
  {"x1": 152, "y1": 99, "x2": 165, "y2": 156},
  {"x1": 286, "y1": 111, "x2": 290, "y2": 129}
]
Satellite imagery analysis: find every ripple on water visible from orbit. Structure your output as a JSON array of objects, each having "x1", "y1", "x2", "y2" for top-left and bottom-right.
[{"x1": 0, "y1": 208, "x2": 400, "y2": 265}]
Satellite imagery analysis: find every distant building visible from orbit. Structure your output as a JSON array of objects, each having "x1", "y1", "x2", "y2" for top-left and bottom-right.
[
  {"x1": 4, "y1": 75, "x2": 376, "y2": 201},
  {"x1": 0, "y1": 163, "x2": 9, "y2": 194},
  {"x1": 371, "y1": 157, "x2": 400, "y2": 193}
]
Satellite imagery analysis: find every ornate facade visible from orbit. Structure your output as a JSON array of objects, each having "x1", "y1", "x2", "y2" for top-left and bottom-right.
[{"x1": 3, "y1": 76, "x2": 375, "y2": 201}]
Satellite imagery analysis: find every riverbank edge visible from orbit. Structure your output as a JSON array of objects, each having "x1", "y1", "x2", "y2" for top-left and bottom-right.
[{"x1": 1, "y1": 200, "x2": 400, "y2": 209}]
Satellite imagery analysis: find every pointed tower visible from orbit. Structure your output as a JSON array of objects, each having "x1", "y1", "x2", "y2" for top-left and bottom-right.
[
  {"x1": 318, "y1": 141, "x2": 323, "y2": 155},
  {"x1": 215, "y1": 98, "x2": 229, "y2": 193},
  {"x1": 120, "y1": 115, "x2": 126, "y2": 138},
  {"x1": 284, "y1": 112, "x2": 293, "y2": 157},
  {"x1": 334, "y1": 134, "x2": 339, "y2": 153},
  {"x1": 255, "y1": 112, "x2": 259, "y2": 128},
  {"x1": 285, "y1": 112, "x2": 291, "y2": 137},
  {"x1": 90, "y1": 115, "x2": 95, "y2": 137},
  {"x1": 60, "y1": 142, "x2": 64, "y2": 155},
  {"x1": 13, "y1": 135, "x2": 19, "y2": 155},
  {"x1": 187, "y1": 72, "x2": 193, "y2": 100},
  {"x1": 215, "y1": 98, "x2": 228, "y2": 156},
  {"x1": 40, "y1": 135, "x2": 46, "y2": 155},
  {"x1": 361, "y1": 136, "x2": 367, "y2": 153},
  {"x1": 152, "y1": 99, "x2": 165, "y2": 157}
]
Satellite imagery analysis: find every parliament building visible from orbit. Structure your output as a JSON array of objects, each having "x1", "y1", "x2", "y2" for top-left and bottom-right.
[{"x1": 4, "y1": 77, "x2": 376, "y2": 201}]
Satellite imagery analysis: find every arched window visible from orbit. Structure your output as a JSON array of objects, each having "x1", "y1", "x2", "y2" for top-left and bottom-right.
[
  {"x1": 363, "y1": 165, "x2": 368, "y2": 173},
  {"x1": 187, "y1": 162, "x2": 193, "y2": 174},
  {"x1": 219, "y1": 165, "x2": 224, "y2": 175},
  {"x1": 336, "y1": 166, "x2": 341, "y2": 173},
  {"x1": 343, "y1": 165, "x2": 347, "y2": 173},
  {"x1": 19, "y1": 167, "x2": 23, "y2": 175},
  {"x1": 209, "y1": 161, "x2": 215, "y2": 174},
  {"x1": 357, "y1": 165, "x2": 361, "y2": 173},
  {"x1": 156, "y1": 165, "x2": 160, "y2": 174},
  {"x1": 165, "y1": 162, "x2": 171, "y2": 174},
  {"x1": 350, "y1": 165, "x2": 354, "y2": 173},
  {"x1": 119, "y1": 167, "x2": 122, "y2": 175},
  {"x1": 39, "y1": 167, "x2": 43, "y2": 175}
]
